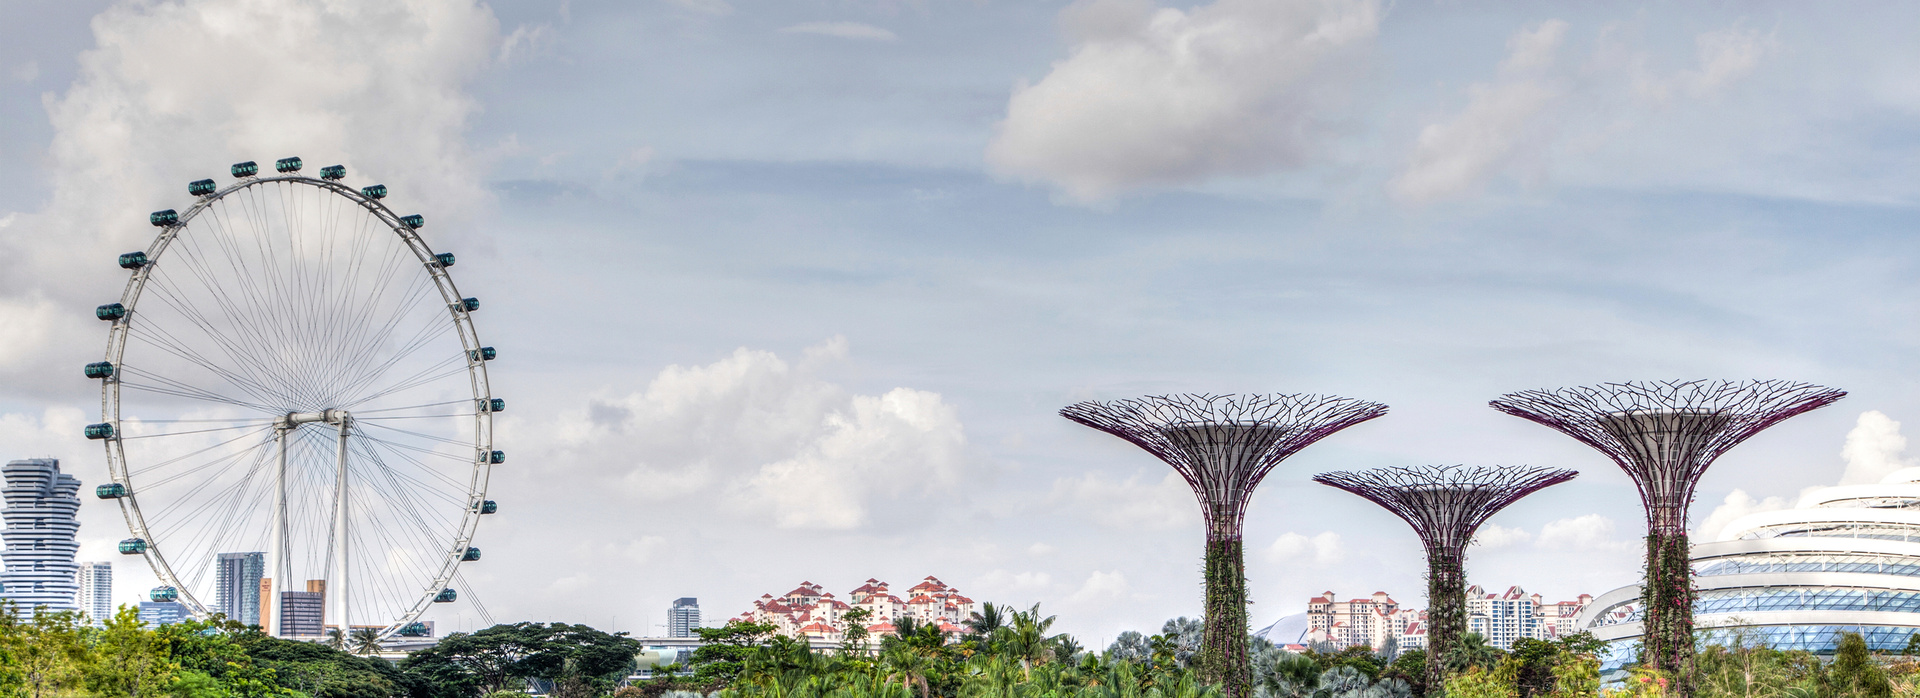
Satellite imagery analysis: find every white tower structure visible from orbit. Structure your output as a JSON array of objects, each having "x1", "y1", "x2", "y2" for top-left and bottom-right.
[
  {"x1": 0, "y1": 458, "x2": 82, "y2": 611},
  {"x1": 76, "y1": 561, "x2": 113, "y2": 624}
]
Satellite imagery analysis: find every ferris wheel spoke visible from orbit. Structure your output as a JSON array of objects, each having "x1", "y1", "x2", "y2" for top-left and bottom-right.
[
  {"x1": 118, "y1": 377, "x2": 277, "y2": 413},
  {"x1": 352, "y1": 434, "x2": 471, "y2": 517},
  {"x1": 126, "y1": 425, "x2": 279, "y2": 479},
  {"x1": 352, "y1": 399, "x2": 476, "y2": 415},
  {"x1": 134, "y1": 277, "x2": 308, "y2": 407},
  {"x1": 331, "y1": 301, "x2": 454, "y2": 407},
  {"x1": 180, "y1": 205, "x2": 306, "y2": 385},
  {"x1": 150, "y1": 448, "x2": 275, "y2": 590},
  {"x1": 343, "y1": 359, "x2": 471, "y2": 411},
  {"x1": 454, "y1": 571, "x2": 494, "y2": 627}
]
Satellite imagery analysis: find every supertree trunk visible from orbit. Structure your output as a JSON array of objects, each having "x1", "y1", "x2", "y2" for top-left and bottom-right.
[
  {"x1": 1424, "y1": 544, "x2": 1466, "y2": 693},
  {"x1": 1490, "y1": 380, "x2": 1845, "y2": 695},
  {"x1": 1641, "y1": 530, "x2": 1694, "y2": 690},
  {"x1": 1313, "y1": 464, "x2": 1574, "y2": 695},
  {"x1": 1060, "y1": 394, "x2": 1389, "y2": 698},
  {"x1": 1202, "y1": 535, "x2": 1249, "y2": 691}
]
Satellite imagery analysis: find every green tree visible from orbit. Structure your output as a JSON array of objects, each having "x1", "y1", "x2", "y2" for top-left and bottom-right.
[
  {"x1": 86, "y1": 605, "x2": 176, "y2": 698},
  {"x1": 1828, "y1": 632, "x2": 1892, "y2": 698},
  {"x1": 350, "y1": 627, "x2": 386, "y2": 656},
  {"x1": 687, "y1": 620, "x2": 779, "y2": 684},
  {"x1": 844, "y1": 608, "x2": 875, "y2": 656},
  {"x1": 7, "y1": 605, "x2": 86, "y2": 698}
]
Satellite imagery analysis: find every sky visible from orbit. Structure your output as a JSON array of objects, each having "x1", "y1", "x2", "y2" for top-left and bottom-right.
[{"x1": 1, "y1": 0, "x2": 1919, "y2": 645}]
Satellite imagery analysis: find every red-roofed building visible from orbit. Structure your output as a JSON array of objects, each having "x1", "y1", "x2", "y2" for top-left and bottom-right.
[{"x1": 738, "y1": 577, "x2": 976, "y2": 643}]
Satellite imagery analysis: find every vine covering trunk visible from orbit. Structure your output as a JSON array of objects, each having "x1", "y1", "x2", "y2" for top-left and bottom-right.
[
  {"x1": 1641, "y1": 531, "x2": 1695, "y2": 694},
  {"x1": 1424, "y1": 547, "x2": 1466, "y2": 694},
  {"x1": 1200, "y1": 536, "x2": 1249, "y2": 698}
]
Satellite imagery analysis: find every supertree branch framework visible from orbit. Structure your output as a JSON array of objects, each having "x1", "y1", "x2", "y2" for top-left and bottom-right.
[
  {"x1": 1060, "y1": 393, "x2": 1388, "y2": 698},
  {"x1": 1314, "y1": 465, "x2": 1577, "y2": 692},
  {"x1": 1489, "y1": 380, "x2": 1845, "y2": 688}
]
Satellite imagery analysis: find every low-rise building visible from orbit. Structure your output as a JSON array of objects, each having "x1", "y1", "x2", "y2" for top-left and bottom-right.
[{"x1": 736, "y1": 576, "x2": 974, "y2": 641}]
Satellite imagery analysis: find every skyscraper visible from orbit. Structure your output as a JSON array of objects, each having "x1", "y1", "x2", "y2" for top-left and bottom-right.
[
  {"x1": 669, "y1": 597, "x2": 700, "y2": 637},
  {"x1": 214, "y1": 552, "x2": 264, "y2": 625},
  {"x1": 76, "y1": 561, "x2": 113, "y2": 624},
  {"x1": 0, "y1": 458, "x2": 81, "y2": 611}
]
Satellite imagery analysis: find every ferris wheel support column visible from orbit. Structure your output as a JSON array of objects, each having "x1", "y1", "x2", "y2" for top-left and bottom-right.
[
  {"x1": 332, "y1": 413, "x2": 351, "y2": 639},
  {"x1": 268, "y1": 424, "x2": 289, "y2": 637}
]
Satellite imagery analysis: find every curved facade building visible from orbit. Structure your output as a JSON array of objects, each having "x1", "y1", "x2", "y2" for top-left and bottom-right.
[
  {"x1": 1578, "y1": 468, "x2": 1920, "y2": 672},
  {"x1": 0, "y1": 458, "x2": 82, "y2": 611}
]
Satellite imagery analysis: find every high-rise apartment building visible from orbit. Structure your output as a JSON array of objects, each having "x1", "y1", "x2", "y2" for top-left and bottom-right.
[
  {"x1": 76, "y1": 561, "x2": 113, "y2": 624},
  {"x1": 1305, "y1": 591, "x2": 1424, "y2": 650},
  {"x1": 214, "y1": 552, "x2": 264, "y2": 625},
  {"x1": 138, "y1": 601, "x2": 188, "y2": 626},
  {"x1": 0, "y1": 459, "x2": 81, "y2": 611},
  {"x1": 669, "y1": 597, "x2": 700, "y2": 637},
  {"x1": 1465, "y1": 585, "x2": 1594, "y2": 650},
  {"x1": 280, "y1": 590, "x2": 324, "y2": 637}
]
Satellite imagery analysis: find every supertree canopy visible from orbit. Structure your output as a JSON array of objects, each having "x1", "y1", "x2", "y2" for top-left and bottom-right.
[
  {"x1": 1314, "y1": 464, "x2": 1577, "y2": 692},
  {"x1": 1489, "y1": 380, "x2": 1845, "y2": 688},
  {"x1": 1060, "y1": 393, "x2": 1387, "y2": 698}
]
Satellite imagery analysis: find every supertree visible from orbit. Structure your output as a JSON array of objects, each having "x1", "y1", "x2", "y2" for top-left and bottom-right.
[
  {"x1": 1313, "y1": 464, "x2": 1577, "y2": 691},
  {"x1": 1060, "y1": 393, "x2": 1388, "y2": 698},
  {"x1": 1489, "y1": 380, "x2": 1845, "y2": 687}
]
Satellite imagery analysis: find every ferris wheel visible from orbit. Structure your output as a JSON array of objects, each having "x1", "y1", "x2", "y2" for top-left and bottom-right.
[{"x1": 86, "y1": 157, "x2": 499, "y2": 640}]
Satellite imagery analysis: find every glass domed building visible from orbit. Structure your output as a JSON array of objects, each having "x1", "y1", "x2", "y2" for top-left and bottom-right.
[{"x1": 1578, "y1": 467, "x2": 1920, "y2": 673}]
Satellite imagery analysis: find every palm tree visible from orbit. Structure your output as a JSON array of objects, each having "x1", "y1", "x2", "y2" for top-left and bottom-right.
[
  {"x1": 882, "y1": 646, "x2": 934, "y2": 698},
  {"x1": 965, "y1": 603, "x2": 1006, "y2": 639},
  {"x1": 1004, "y1": 603, "x2": 1059, "y2": 677},
  {"x1": 348, "y1": 627, "x2": 384, "y2": 656},
  {"x1": 324, "y1": 627, "x2": 345, "y2": 650}
]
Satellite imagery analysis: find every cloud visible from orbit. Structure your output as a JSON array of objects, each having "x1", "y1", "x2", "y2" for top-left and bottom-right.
[
  {"x1": 1392, "y1": 19, "x2": 1773, "y2": 204},
  {"x1": 1471, "y1": 523, "x2": 1533, "y2": 549},
  {"x1": 0, "y1": 0, "x2": 498, "y2": 390},
  {"x1": 10, "y1": 61, "x2": 37, "y2": 83},
  {"x1": 500, "y1": 23, "x2": 558, "y2": 64},
  {"x1": 1067, "y1": 570, "x2": 1130, "y2": 603},
  {"x1": 1840, "y1": 411, "x2": 1911, "y2": 486},
  {"x1": 985, "y1": 0, "x2": 1381, "y2": 203},
  {"x1": 1050, "y1": 471, "x2": 1196, "y2": 530},
  {"x1": 1267, "y1": 531, "x2": 1342, "y2": 565},
  {"x1": 779, "y1": 22, "x2": 899, "y2": 42},
  {"x1": 1536, "y1": 514, "x2": 1634, "y2": 551},
  {"x1": 1696, "y1": 490, "x2": 1790, "y2": 541},
  {"x1": 1390, "y1": 20, "x2": 1567, "y2": 203},
  {"x1": 522, "y1": 338, "x2": 969, "y2": 530}
]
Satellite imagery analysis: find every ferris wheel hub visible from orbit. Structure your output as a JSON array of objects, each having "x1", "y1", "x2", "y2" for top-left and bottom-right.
[{"x1": 278, "y1": 409, "x2": 351, "y2": 428}]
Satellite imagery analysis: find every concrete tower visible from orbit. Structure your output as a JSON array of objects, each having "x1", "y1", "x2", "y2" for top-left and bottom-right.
[{"x1": 0, "y1": 458, "x2": 82, "y2": 611}]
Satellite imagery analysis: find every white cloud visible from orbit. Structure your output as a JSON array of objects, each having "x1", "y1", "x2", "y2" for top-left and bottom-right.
[
  {"x1": 1536, "y1": 514, "x2": 1634, "y2": 551},
  {"x1": 0, "y1": 0, "x2": 498, "y2": 389},
  {"x1": 1067, "y1": 570, "x2": 1130, "y2": 603},
  {"x1": 1840, "y1": 410, "x2": 1911, "y2": 486},
  {"x1": 779, "y1": 22, "x2": 899, "y2": 42},
  {"x1": 1696, "y1": 489, "x2": 1790, "y2": 541},
  {"x1": 985, "y1": 0, "x2": 1381, "y2": 203},
  {"x1": 1390, "y1": 20, "x2": 1567, "y2": 203},
  {"x1": 1471, "y1": 523, "x2": 1533, "y2": 549},
  {"x1": 1028, "y1": 543, "x2": 1057, "y2": 556},
  {"x1": 522, "y1": 338, "x2": 969, "y2": 530},
  {"x1": 10, "y1": 61, "x2": 37, "y2": 83},
  {"x1": 1267, "y1": 531, "x2": 1342, "y2": 565},
  {"x1": 1050, "y1": 471, "x2": 1196, "y2": 530},
  {"x1": 1393, "y1": 19, "x2": 1773, "y2": 204},
  {"x1": 980, "y1": 569, "x2": 1055, "y2": 590},
  {"x1": 500, "y1": 23, "x2": 557, "y2": 64}
]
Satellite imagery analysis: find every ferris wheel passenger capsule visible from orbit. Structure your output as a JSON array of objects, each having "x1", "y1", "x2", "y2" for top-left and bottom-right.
[
  {"x1": 96, "y1": 303, "x2": 127, "y2": 321},
  {"x1": 400, "y1": 622, "x2": 430, "y2": 636},
  {"x1": 434, "y1": 588, "x2": 457, "y2": 602},
  {"x1": 361, "y1": 184, "x2": 387, "y2": 199},
  {"x1": 188, "y1": 179, "x2": 217, "y2": 197},
  {"x1": 433, "y1": 252, "x2": 456, "y2": 268},
  {"x1": 488, "y1": 450, "x2": 505, "y2": 464},
  {"x1": 457, "y1": 297, "x2": 480, "y2": 312},
  {"x1": 275, "y1": 157, "x2": 302, "y2": 173},
  {"x1": 84, "y1": 362, "x2": 115, "y2": 379},
  {"x1": 85, "y1": 423, "x2": 116, "y2": 440},
  {"x1": 149, "y1": 210, "x2": 177, "y2": 227},
  {"x1": 319, "y1": 164, "x2": 346, "y2": 180},
  {"x1": 150, "y1": 586, "x2": 179, "y2": 602},
  {"x1": 95, "y1": 483, "x2": 127, "y2": 499},
  {"x1": 469, "y1": 346, "x2": 496, "y2": 361},
  {"x1": 478, "y1": 500, "x2": 498, "y2": 514},
  {"x1": 118, "y1": 538, "x2": 147, "y2": 555},
  {"x1": 118, "y1": 252, "x2": 149, "y2": 269},
  {"x1": 461, "y1": 547, "x2": 482, "y2": 561},
  {"x1": 479, "y1": 398, "x2": 505, "y2": 412},
  {"x1": 230, "y1": 161, "x2": 258, "y2": 178},
  {"x1": 400, "y1": 214, "x2": 424, "y2": 229}
]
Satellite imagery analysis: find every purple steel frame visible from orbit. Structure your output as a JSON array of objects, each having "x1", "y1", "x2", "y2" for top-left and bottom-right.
[
  {"x1": 1060, "y1": 393, "x2": 1387, "y2": 698},
  {"x1": 1489, "y1": 379, "x2": 1844, "y2": 689},
  {"x1": 1314, "y1": 464, "x2": 1577, "y2": 692}
]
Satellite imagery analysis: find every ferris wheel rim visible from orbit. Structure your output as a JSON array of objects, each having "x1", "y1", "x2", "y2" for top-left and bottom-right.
[{"x1": 96, "y1": 171, "x2": 494, "y2": 639}]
